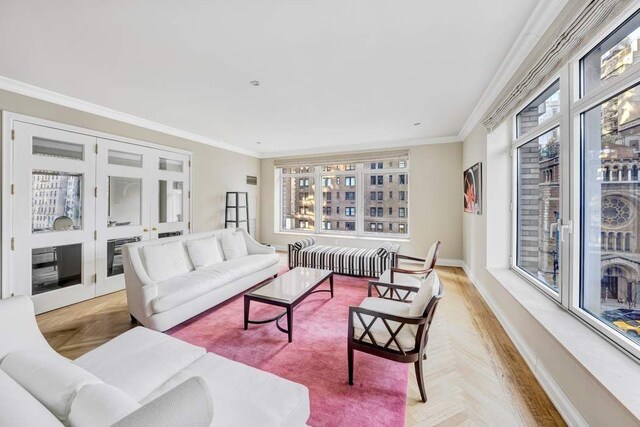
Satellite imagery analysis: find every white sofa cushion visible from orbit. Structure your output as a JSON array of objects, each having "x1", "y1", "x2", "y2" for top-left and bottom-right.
[
  {"x1": 221, "y1": 232, "x2": 248, "y2": 260},
  {"x1": 68, "y1": 383, "x2": 140, "y2": 427},
  {"x1": 187, "y1": 236, "x2": 223, "y2": 269},
  {"x1": 409, "y1": 272, "x2": 440, "y2": 317},
  {"x1": 151, "y1": 254, "x2": 279, "y2": 314},
  {"x1": 353, "y1": 297, "x2": 416, "y2": 351},
  {"x1": 0, "y1": 350, "x2": 101, "y2": 422},
  {"x1": 141, "y1": 353, "x2": 310, "y2": 427},
  {"x1": 0, "y1": 369, "x2": 62, "y2": 427},
  {"x1": 114, "y1": 377, "x2": 213, "y2": 427},
  {"x1": 143, "y1": 241, "x2": 191, "y2": 282},
  {"x1": 74, "y1": 327, "x2": 205, "y2": 402}
]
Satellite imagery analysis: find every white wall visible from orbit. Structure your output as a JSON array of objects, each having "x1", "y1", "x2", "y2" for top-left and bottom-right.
[
  {"x1": 259, "y1": 143, "x2": 463, "y2": 261},
  {"x1": 462, "y1": 122, "x2": 639, "y2": 426}
]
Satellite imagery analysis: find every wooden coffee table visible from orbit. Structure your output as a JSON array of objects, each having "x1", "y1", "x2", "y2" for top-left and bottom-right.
[{"x1": 244, "y1": 267, "x2": 333, "y2": 342}]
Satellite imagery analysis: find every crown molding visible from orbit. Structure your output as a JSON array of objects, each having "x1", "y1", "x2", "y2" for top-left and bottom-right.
[
  {"x1": 458, "y1": 0, "x2": 569, "y2": 141},
  {"x1": 260, "y1": 135, "x2": 461, "y2": 159},
  {"x1": 0, "y1": 75, "x2": 261, "y2": 158}
]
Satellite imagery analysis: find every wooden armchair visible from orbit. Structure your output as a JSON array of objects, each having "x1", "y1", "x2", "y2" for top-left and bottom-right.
[
  {"x1": 348, "y1": 273, "x2": 444, "y2": 402},
  {"x1": 368, "y1": 241, "x2": 441, "y2": 299}
]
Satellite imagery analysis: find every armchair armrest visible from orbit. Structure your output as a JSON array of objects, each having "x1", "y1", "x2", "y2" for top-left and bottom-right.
[
  {"x1": 367, "y1": 280, "x2": 421, "y2": 301},
  {"x1": 397, "y1": 254, "x2": 426, "y2": 263},
  {"x1": 390, "y1": 266, "x2": 432, "y2": 282}
]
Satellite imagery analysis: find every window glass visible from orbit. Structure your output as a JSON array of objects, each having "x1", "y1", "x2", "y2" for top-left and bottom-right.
[
  {"x1": 516, "y1": 127, "x2": 561, "y2": 293},
  {"x1": 107, "y1": 236, "x2": 142, "y2": 276},
  {"x1": 581, "y1": 12, "x2": 640, "y2": 97},
  {"x1": 365, "y1": 172, "x2": 408, "y2": 234},
  {"x1": 32, "y1": 137, "x2": 84, "y2": 160},
  {"x1": 158, "y1": 180, "x2": 183, "y2": 223},
  {"x1": 32, "y1": 243, "x2": 82, "y2": 295},
  {"x1": 108, "y1": 177, "x2": 141, "y2": 227},
  {"x1": 32, "y1": 171, "x2": 83, "y2": 233},
  {"x1": 108, "y1": 150, "x2": 142, "y2": 168},
  {"x1": 581, "y1": 84, "x2": 640, "y2": 345},
  {"x1": 281, "y1": 176, "x2": 315, "y2": 231},
  {"x1": 159, "y1": 158, "x2": 184, "y2": 172},
  {"x1": 516, "y1": 80, "x2": 560, "y2": 137}
]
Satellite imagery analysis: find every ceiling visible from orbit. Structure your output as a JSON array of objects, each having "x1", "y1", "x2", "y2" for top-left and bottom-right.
[{"x1": 0, "y1": 0, "x2": 540, "y2": 157}]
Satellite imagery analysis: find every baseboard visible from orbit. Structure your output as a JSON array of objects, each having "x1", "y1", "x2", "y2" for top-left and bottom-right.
[
  {"x1": 460, "y1": 262, "x2": 587, "y2": 427},
  {"x1": 436, "y1": 258, "x2": 464, "y2": 267}
]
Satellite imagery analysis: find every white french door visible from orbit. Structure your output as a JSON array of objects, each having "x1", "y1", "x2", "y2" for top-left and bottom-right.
[
  {"x1": 6, "y1": 115, "x2": 191, "y2": 313},
  {"x1": 11, "y1": 122, "x2": 97, "y2": 313}
]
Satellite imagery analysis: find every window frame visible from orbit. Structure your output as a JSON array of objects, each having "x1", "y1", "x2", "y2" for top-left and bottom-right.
[
  {"x1": 510, "y1": 5, "x2": 640, "y2": 360},
  {"x1": 276, "y1": 158, "x2": 409, "y2": 239}
]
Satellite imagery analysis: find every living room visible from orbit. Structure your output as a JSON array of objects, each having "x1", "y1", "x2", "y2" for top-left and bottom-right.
[{"x1": 1, "y1": 0, "x2": 640, "y2": 426}]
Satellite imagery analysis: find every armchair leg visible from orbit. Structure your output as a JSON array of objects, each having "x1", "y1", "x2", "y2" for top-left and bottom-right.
[
  {"x1": 414, "y1": 359, "x2": 427, "y2": 403},
  {"x1": 348, "y1": 345, "x2": 354, "y2": 386},
  {"x1": 130, "y1": 314, "x2": 138, "y2": 325}
]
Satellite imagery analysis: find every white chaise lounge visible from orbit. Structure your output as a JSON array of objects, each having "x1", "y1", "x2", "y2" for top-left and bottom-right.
[
  {"x1": 123, "y1": 228, "x2": 279, "y2": 331},
  {"x1": 0, "y1": 296, "x2": 310, "y2": 426}
]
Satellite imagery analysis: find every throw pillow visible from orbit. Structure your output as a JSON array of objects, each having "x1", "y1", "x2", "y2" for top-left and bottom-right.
[
  {"x1": 68, "y1": 383, "x2": 141, "y2": 427},
  {"x1": 0, "y1": 350, "x2": 102, "y2": 422},
  {"x1": 221, "y1": 232, "x2": 248, "y2": 260},
  {"x1": 142, "y1": 241, "x2": 191, "y2": 282},
  {"x1": 186, "y1": 236, "x2": 223, "y2": 269}
]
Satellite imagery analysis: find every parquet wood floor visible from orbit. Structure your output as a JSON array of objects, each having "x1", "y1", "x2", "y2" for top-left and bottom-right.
[{"x1": 36, "y1": 257, "x2": 564, "y2": 426}]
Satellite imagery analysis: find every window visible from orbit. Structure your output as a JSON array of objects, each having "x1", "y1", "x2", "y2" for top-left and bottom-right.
[
  {"x1": 516, "y1": 80, "x2": 560, "y2": 137},
  {"x1": 399, "y1": 174, "x2": 406, "y2": 184},
  {"x1": 581, "y1": 83, "x2": 640, "y2": 347},
  {"x1": 581, "y1": 12, "x2": 640, "y2": 97},
  {"x1": 399, "y1": 208, "x2": 406, "y2": 218},
  {"x1": 516, "y1": 127, "x2": 561, "y2": 293},
  {"x1": 399, "y1": 191, "x2": 406, "y2": 201},
  {"x1": 278, "y1": 156, "x2": 409, "y2": 236},
  {"x1": 399, "y1": 224, "x2": 406, "y2": 233}
]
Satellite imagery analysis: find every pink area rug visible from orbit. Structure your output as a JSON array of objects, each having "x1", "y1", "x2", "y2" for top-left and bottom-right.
[{"x1": 168, "y1": 269, "x2": 408, "y2": 427}]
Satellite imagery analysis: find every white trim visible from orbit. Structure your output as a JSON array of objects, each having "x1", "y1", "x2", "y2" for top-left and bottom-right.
[
  {"x1": 0, "y1": 76, "x2": 260, "y2": 158},
  {"x1": 461, "y1": 262, "x2": 587, "y2": 427},
  {"x1": 458, "y1": 0, "x2": 569, "y2": 140},
  {"x1": 437, "y1": 258, "x2": 464, "y2": 267},
  {"x1": 261, "y1": 135, "x2": 460, "y2": 159}
]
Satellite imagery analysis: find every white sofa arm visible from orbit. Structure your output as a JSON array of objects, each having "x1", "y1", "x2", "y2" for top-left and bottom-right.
[
  {"x1": 113, "y1": 376, "x2": 213, "y2": 427},
  {"x1": 239, "y1": 228, "x2": 276, "y2": 255},
  {"x1": 0, "y1": 296, "x2": 55, "y2": 361},
  {"x1": 122, "y1": 245, "x2": 159, "y2": 321}
]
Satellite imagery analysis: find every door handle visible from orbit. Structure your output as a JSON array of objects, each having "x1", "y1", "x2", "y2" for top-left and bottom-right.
[
  {"x1": 152, "y1": 227, "x2": 157, "y2": 231},
  {"x1": 143, "y1": 228, "x2": 149, "y2": 232}
]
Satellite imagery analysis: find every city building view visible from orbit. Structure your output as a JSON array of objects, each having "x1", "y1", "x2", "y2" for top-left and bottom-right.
[{"x1": 279, "y1": 160, "x2": 409, "y2": 235}]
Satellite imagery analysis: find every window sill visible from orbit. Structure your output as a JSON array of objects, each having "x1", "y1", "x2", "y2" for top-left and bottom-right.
[
  {"x1": 273, "y1": 230, "x2": 410, "y2": 242},
  {"x1": 486, "y1": 267, "x2": 640, "y2": 421}
]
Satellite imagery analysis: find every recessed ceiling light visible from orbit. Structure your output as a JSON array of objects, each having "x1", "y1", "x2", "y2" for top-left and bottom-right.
[
  {"x1": 255, "y1": 141, "x2": 262, "y2": 145},
  {"x1": 250, "y1": 80, "x2": 260, "y2": 86},
  {"x1": 413, "y1": 122, "x2": 421, "y2": 126}
]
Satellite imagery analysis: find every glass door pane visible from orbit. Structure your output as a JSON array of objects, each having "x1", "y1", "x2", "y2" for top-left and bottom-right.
[{"x1": 151, "y1": 150, "x2": 191, "y2": 239}]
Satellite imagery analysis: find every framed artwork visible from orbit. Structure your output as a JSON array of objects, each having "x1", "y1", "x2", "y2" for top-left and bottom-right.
[{"x1": 463, "y1": 162, "x2": 482, "y2": 215}]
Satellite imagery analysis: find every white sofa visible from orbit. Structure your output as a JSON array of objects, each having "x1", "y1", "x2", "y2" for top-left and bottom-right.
[
  {"x1": 123, "y1": 228, "x2": 279, "y2": 331},
  {"x1": 0, "y1": 296, "x2": 310, "y2": 426}
]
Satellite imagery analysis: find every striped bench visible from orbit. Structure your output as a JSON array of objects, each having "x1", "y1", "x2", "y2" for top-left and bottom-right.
[{"x1": 287, "y1": 238, "x2": 400, "y2": 277}]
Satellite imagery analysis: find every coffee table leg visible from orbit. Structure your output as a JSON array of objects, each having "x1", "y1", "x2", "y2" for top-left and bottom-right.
[
  {"x1": 286, "y1": 306, "x2": 293, "y2": 343},
  {"x1": 330, "y1": 274, "x2": 334, "y2": 298},
  {"x1": 244, "y1": 297, "x2": 250, "y2": 330}
]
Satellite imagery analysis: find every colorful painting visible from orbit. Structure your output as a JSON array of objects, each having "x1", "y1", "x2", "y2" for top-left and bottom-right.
[{"x1": 463, "y1": 163, "x2": 482, "y2": 215}]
